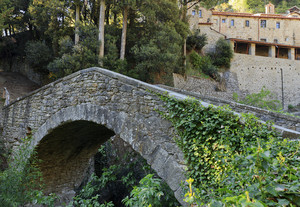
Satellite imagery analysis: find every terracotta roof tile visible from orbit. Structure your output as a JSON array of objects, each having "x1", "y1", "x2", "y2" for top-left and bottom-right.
[{"x1": 212, "y1": 11, "x2": 300, "y2": 19}]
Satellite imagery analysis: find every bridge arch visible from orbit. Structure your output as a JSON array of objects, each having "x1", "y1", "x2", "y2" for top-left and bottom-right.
[{"x1": 32, "y1": 103, "x2": 186, "y2": 204}]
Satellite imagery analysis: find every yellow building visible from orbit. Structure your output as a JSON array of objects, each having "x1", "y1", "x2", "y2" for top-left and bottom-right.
[
  {"x1": 186, "y1": 3, "x2": 300, "y2": 108},
  {"x1": 188, "y1": 3, "x2": 300, "y2": 60}
]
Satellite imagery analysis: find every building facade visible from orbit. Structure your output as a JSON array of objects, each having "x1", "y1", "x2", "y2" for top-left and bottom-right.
[
  {"x1": 189, "y1": 3, "x2": 300, "y2": 46},
  {"x1": 186, "y1": 3, "x2": 300, "y2": 108}
]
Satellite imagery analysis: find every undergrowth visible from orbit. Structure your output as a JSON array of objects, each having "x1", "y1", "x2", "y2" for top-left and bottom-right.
[
  {"x1": 68, "y1": 142, "x2": 180, "y2": 206},
  {"x1": 0, "y1": 136, "x2": 56, "y2": 206}
]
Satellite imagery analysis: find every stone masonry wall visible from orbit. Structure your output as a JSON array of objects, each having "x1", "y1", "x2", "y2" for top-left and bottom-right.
[
  {"x1": 172, "y1": 74, "x2": 300, "y2": 134},
  {"x1": 200, "y1": 25, "x2": 226, "y2": 54},
  {"x1": 231, "y1": 53, "x2": 300, "y2": 108},
  {"x1": 188, "y1": 5, "x2": 300, "y2": 46},
  {"x1": 211, "y1": 15, "x2": 300, "y2": 45},
  {"x1": 1, "y1": 68, "x2": 188, "y2": 205}
]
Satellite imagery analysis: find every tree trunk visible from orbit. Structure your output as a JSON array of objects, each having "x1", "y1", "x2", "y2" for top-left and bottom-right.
[
  {"x1": 8, "y1": 25, "x2": 11, "y2": 36},
  {"x1": 98, "y1": 0, "x2": 105, "y2": 62},
  {"x1": 75, "y1": 4, "x2": 80, "y2": 44},
  {"x1": 183, "y1": 39, "x2": 187, "y2": 67},
  {"x1": 120, "y1": 5, "x2": 128, "y2": 60},
  {"x1": 182, "y1": 1, "x2": 188, "y2": 68},
  {"x1": 105, "y1": 3, "x2": 110, "y2": 25}
]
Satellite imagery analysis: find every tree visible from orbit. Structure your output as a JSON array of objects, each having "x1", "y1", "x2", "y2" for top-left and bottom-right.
[
  {"x1": 47, "y1": 23, "x2": 100, "y2": 77},
  {"x1": 118, "y1": 0, "x2": 142, "y2": 60},
  {"x1": 130, "y1": 0, "x2": 185, "y2": 84},
  {"x1": 74, "y1": 0, "x2": 81, "y2": 44},
  {"x1": 120, "y1": 3, "x2": 128, "y2": 60},
  {"x1": 178, "y1": 0, "x2": 218, "y2": 66},
  {"x1": 209, "y1": 38, "x2": 233, "y2": 68},
  {"x1": 186, "y1": 31, "x2": 207, "y2": 52},
  {"x1": 228, "y1": 0, "x2": 249, "y2": 12},
  {"x1": 29, "y1": 0, "x2": 72, "y2": 55},
  {"x1": 247, "y1": 0, "x2": 265, "y2": 13},
  {"x1": 0, "y1": 0, "x2": 14, "y2": 36},
  {"x1": 98, "y1": 0, "x2": 105, "y2": 61}
]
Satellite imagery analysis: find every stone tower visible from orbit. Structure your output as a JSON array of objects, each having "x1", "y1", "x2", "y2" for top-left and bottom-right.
[{"x1": 265, "y1": 2, "x2": 275, "y2": 14}]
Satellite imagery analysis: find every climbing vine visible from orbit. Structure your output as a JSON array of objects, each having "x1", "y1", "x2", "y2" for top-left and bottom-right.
[{"x1": 158, "y1": 94, "x2": 300, "y2": 206}]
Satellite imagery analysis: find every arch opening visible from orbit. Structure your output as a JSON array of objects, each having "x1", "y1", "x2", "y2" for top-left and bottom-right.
[{"x1": 36, "y1": 120, "x2": 115, "y2": 198}]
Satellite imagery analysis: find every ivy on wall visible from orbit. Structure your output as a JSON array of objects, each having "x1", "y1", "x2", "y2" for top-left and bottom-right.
[{"x1": 158, "y1": 94, "x2": 300, "y2": 206}]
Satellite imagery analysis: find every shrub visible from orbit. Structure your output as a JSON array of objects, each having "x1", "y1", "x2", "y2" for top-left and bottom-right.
[
  {"x1": 209, "y1": 38, "x2": 233, "y2": 68},
  {"x1": 233, "y1": 87, "x2": 282, "y2": 111},
  {"x1": 0, "y1": 136, "x2": 56, "y2": 206},
  {"x1": 189, "y1": 51, "x2": 219, "y2": 79},
  {"x1": 122, "y1": 174, "x2": 179, "y2": 207},
  {"x1": 25, "y1": 41, "x2": 53, "y2": 72},
  {"x1": 47, "y1": 23, "x2": 99, "y2": 77},
  {"x1": 186, "y1": 31, "x2": 207, "y2": 52}
]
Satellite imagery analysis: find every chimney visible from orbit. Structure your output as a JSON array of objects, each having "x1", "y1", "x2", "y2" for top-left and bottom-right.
[{"x1": 265, "y1": 2, "x2": 275, "y2": 14}]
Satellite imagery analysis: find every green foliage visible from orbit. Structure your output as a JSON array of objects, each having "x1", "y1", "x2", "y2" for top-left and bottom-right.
[
  {"x1": 122, "y1": 174, "x2": 179, "y2": 207},
  {"x1": 288, "y1": 104, "x2": 295, "y2": 110},
  {"x1": 25, "y1": 41, "x2": 53, "y2": 71},
  {"x1": 209, "y1": 38, "x2": 233, "y2": 69},
  {"x1": 186, "y1": 31, "x2": 207, "y2": 52},
  {"x1": 247, "y1": 0, "x2": 265, "y2": 13},
  {"x1": 216, "y1": 138, "x2": 300, "y2": 206},
  {"x1": 132, "y1": 23, "x2": 182, "y2": 84},
  {"x1": 0, "y1": 136, "x2": 57, "y2": 207},
  {"x1": 159, "y1": 95, "x2": 278, "y2": 188},
  {"x1": 47, "y1": 23, "x2": 100, "y2": 77},
  {"x1": 67, "y1": 173, "x2": 115, "y2": 207},
  {"x1": 1, "y1": 0, "x2": 189, "y2": 85},
  {"x1": 228, "y1": 0, "x2": 249, "y2": 12},
  {"x1": 158, "y1": 94, "x2": 300, "y2": 206},
  {"x1": 28, "y1": 0, "x2": 72, "y2": 52},
  {"x1": 185, "y1": 138, "x2": 300, "y2": 206},
  {"x1": 102, "y1": 33, "x2": 133, "y2": 78},
  {"x1": 189, "y1": 51, "x2": 219, "y2": 80},
  {"x1": 70, "y1": 141, "x2": 179, "y2": 206},
  {"x1": 187, "y1": 37, "x2": 233, "y2": 80},
  {"x1": 233, "y1": 87, "x2": 282, "y2": 111},
  {"x1": 0, "y1": 0, "x2": 14, "y2": 31}
]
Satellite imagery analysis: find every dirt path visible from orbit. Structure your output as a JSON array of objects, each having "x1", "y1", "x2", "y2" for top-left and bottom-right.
[{"x1": 0, "y1": 71, "x2": 39, "y2": 115}]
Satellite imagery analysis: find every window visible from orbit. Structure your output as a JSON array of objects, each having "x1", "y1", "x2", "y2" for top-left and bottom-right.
[
  {"x1": 192, "y1": 10, "x2": 196, "y2": 16},
  {"x1": 222, "y1": 19, "x2": 226, "y2": 23},
  {"x1": 261, "y1": 20, "x2": 267, "y2": 28},
  {"x1": 245, "y1": 20, "x2": 250, "y2": 27},
  {"x1": 260, "y1": 38, "x2": 267, "y2": 42},
  {"x1": 274, "y1": 39, "x2": 278, "y2": 43},
  {"x1": 231, "y1": 19, "x2": 234, "y2": 26},
  {"x1": 285, "y1": 37, "x2": 289, "y2": 41},
  {"x1": 199, "y1": 10, "x2": 202, "y2": 17},
  {"x1": 248, "y1": 38, "x2": 252, "y2": 40},
  {"x1": 276, "y1": 22, "x2": 280, "y2": 29}
]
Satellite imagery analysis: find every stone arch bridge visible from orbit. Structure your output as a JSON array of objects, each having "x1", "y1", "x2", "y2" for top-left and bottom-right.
[
  {"x1": 1, "y1": 67, "x2": 299, "y2": 205},
  {"x1": 1, "y1": 68, "x2": 190, "y2": 205}
]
